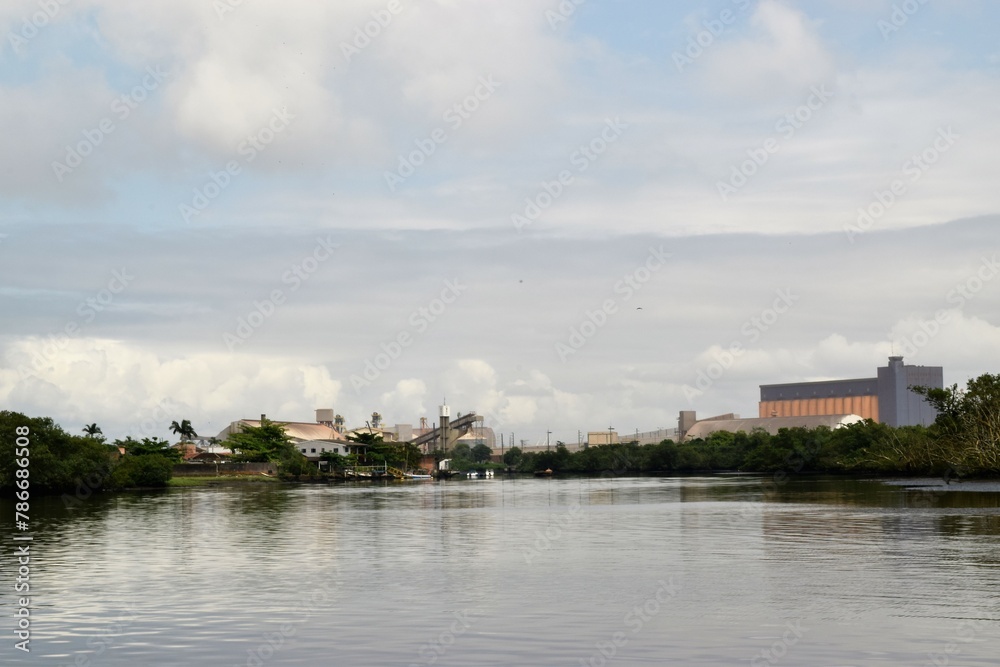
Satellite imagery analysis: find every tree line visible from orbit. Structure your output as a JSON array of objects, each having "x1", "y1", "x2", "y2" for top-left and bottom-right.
[
  {"x1": 503, "y1": 374, "x2": 1000, "y2": 477},
  {"x1": 0, "y1": 411, "x2": 180, "y2": 496}
]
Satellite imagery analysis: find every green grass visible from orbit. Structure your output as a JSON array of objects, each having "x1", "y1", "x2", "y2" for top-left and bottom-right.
[{"x1": 167, "y1": 475, "x2": 283, "y2": 487}]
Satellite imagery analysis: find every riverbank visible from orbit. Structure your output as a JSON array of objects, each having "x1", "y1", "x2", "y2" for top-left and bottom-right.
[{"x1": 166, "y1": 475, "x2": 285, "y2": 487}]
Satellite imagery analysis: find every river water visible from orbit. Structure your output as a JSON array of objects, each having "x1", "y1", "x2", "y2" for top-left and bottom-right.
[{"x1": 2, "y1": 475, "x2": 998, "y2": 666}]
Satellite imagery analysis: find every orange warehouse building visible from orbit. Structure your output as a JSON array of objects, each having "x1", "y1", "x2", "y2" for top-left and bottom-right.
[{"x1": 759, "y1": 357, "x2": 943, "y2": 427}]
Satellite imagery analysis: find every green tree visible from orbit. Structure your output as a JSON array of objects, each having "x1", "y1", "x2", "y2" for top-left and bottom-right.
[
  {"x1": 109, "y1": 455, "x2": 173, "y2": 489},
  {"x1": 502, "y1": 446, "x2": 523, "y2": 468},
  {"x1": 1, "y1": 412, "x2": 116, "y2": 496},
  {"x1": 373, "y1": 441, "x2": 423, "y2": 470},
  {"x1": 566, "y1": 445, "x2": 612, "y2": 472},
  {"x1": 471, "y1": 443, "x2": 492, "y2": 463},
  {"x1": 674, "y1": 441, "x2": 707, "y2": 471},
  {"x1": 228, "y1": 418, "x2": 296, "y2": 462},
  {"x1": 532, "y1": 444, "x2": 572, "y2": 472},
  {"x1": 704, "y1": 431, "x2": 741, "y2": 469},
  {"x1": 169, "y1": 419, "x2": 198, "y2": 441},
  {"x1": 344, "y1": 430, "x2": 422, "y2": 471},
  {"x1": 115, "y1": 436, "x2": 183, "y2": 463},
  {"x1": 516, "y1": 450, "x2": 538, "y2": 473},
  {"x1": 347, "y1": 430, "x2": 382, "y2": 446},
  {"x1": 450, "y1": 442, "x2": 472, "y2": 461},
  {"x1": 347, "y1": 430, "x2": 384, "y2": 466},
  {"x1": 82, "y1": 423, "x2": 104, "y2": 440},
  {"x1": 826, "y1": 420, "x2": 882, "y2": 470},
  {"x1": 645, "y1": 440, "x2": 678, "y2": 472},
  {"x1": 915, "y1": 373, "x2": 1000, "y2": 471},
  {"x1": 319, "y1": 450, "x2": 356, "y2": 470}
]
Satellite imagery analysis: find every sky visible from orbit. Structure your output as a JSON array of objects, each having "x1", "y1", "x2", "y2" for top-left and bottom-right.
[{"x1": 1, "y1": 0, "x2": 999, "y2": 446}]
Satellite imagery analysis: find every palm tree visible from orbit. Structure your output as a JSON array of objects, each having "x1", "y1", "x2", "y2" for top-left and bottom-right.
[
  {"x1": 82, "y1": 423, "x2": 103, "y2": 438},
  {"x1": 169, "y1": 419, "x2": 198, "y2": 442},
  {"x1": 346, "y1": 429, "x2": 382, "y2": 464}
]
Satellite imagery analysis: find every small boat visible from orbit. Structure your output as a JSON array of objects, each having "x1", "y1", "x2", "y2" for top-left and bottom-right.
[
  {"x1": 534, "y1": 468, "x2": 554, "y2": 477},
  {"x1": 404, "y1": 473, "x2": 433, "y2": 480}
]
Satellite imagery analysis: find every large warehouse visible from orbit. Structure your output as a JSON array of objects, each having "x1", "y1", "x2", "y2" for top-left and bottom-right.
[{"x1": 758, "y1": 356, "x2": 943, "y2": 427}]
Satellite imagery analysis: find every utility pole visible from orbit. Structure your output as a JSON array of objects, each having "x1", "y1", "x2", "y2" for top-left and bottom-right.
[{"x1": 547, "y1": 430, "x2": 551, "y2": 452}]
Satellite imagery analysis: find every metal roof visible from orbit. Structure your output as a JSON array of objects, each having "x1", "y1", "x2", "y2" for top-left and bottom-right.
[
  {"x1": 683, "y1": 414, "x2": 864, "y2": 441},
  {"x1": 219, "y1": 420, "x2": 345, "y2": 443}
]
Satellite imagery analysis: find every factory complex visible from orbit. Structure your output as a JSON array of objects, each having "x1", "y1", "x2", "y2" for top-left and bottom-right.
[{"x1": 201, "y1": 357, "x2": 944, "y2": 463}]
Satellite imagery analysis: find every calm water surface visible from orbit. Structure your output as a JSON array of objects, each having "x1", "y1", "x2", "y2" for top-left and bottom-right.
[{"x1": 2, "y1": 475, "x2": 998, "y2": 665}]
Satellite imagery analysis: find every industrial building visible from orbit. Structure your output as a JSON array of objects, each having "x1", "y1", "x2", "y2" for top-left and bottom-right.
[
  {"x1": 215, "y1": 406, "x2": 493, "y2": 462},
  {"x1": 673, "y1": 356, "x2": 943, "y2": 441},
  {"x1": 683, "y1": 414, "x2": 864, "y2": 441},
  {"x1": 758, "y1": 356, "x2": 943, "y2": 427}
]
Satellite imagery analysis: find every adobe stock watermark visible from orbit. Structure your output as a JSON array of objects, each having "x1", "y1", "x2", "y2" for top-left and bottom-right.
[
  {"x1": 947, "y1": 255, "x2": 999, "y2": 309},
  {"x1": 15, "y1": 267, "x2": 135, "y2": 381},
  {"x1": 407, "y1": 610, "x2": 476, "y2": 667},
  {"x1": 213, "y1": 0, "x2": 244, "y2": 20},
  {"x1": 223, "y1": 236, "x2": 339, "y2": 351},
  {"x1": 350, "y1": 278, "x2": 467, "y2": 392},
  {"x1": 56, "y1": 604, "x2": 139, "y2": 667},
  {"x1": 844, "y1": 126, "x2": 958, "y2": 244},
  {"x1": 522, "y1": 502, "x2": 586, "y2": 564},
  {"x1": 61, "y1": 398, "x2": 179, "y2": 510},
  {"x1": 52, "y1": 66, "x2": 170, "y2": 182},
  {"x1": 683, "y1": 289, "x2": 798, "y2": 403},
  {"x1": 727, "y1": 426, "x2": 867, "y2": 524},
  {"x1": 179, "y1": 107, "x2": 295, "y2": 223},
  {"x1": 672, "y1": 0, "x2": 752, "y2": 73},
  {"x1": 237, "y1": 580, "x2": 338, "y2": 667},
  {"x1": 512, "y1": 117, "x2": 628, "y2": 232},
  {"x1": 749, "y1": 620, "x2": 807, "y2": 667},
  {"x1": 717, "y1": 84, "x2": 834, "y2": 202},
  {"x1": 545, "y1": 0, "x2": 585, "y2": 30},
  {"x1": 340, "y1": 0, "x2": 406, "y2": 62},
  {"x1": 555, "y1": 245, "x2": 670, "y2": 362},
  {"x1": 878, "y1": 0, "x2": 931, "y2": 41},
  {"x1": 924, "y1": 614, "x2": 996, "y2": 667},
  {"x1": 384, "y1": 75, "x2": 501, "y2": 192},
  {"x1": 888, "y1": 254, "x2": 998, "y2": 359},
  {"x1": 579, "y1": 578, "x2": 682, "y2": 667},
  {"x1": 6, "y1": 0, "x2": 71, "y2": 56}
]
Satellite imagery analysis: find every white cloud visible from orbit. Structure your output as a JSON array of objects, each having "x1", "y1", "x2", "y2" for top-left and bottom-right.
[
  {"x1": 379, "y1": 378, "x2": 428, "y2": 421},
  {"x1": 700, "y1": 0, "x2": 837, "y2": 98},
  {"x1": 0, "y1": 337, "x2": 342, "y2": 441}
]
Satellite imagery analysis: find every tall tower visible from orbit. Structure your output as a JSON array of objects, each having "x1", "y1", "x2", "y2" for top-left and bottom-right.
[
  {"x1": 877, "y1": 356, "x2": 943, "y2": 427},
  {"x1": 439, "y1": 403, "x2": 451, "y2": 454}
]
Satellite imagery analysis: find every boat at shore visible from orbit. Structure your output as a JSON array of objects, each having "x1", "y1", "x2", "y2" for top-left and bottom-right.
[{"x1": 533, "y1": 468, "x2": 553, "y2": 477}]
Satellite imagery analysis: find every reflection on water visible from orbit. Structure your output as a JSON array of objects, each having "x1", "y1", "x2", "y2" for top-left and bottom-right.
[{"x1": 2, "y1": 476, "x2": 998, "y2": 665}]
